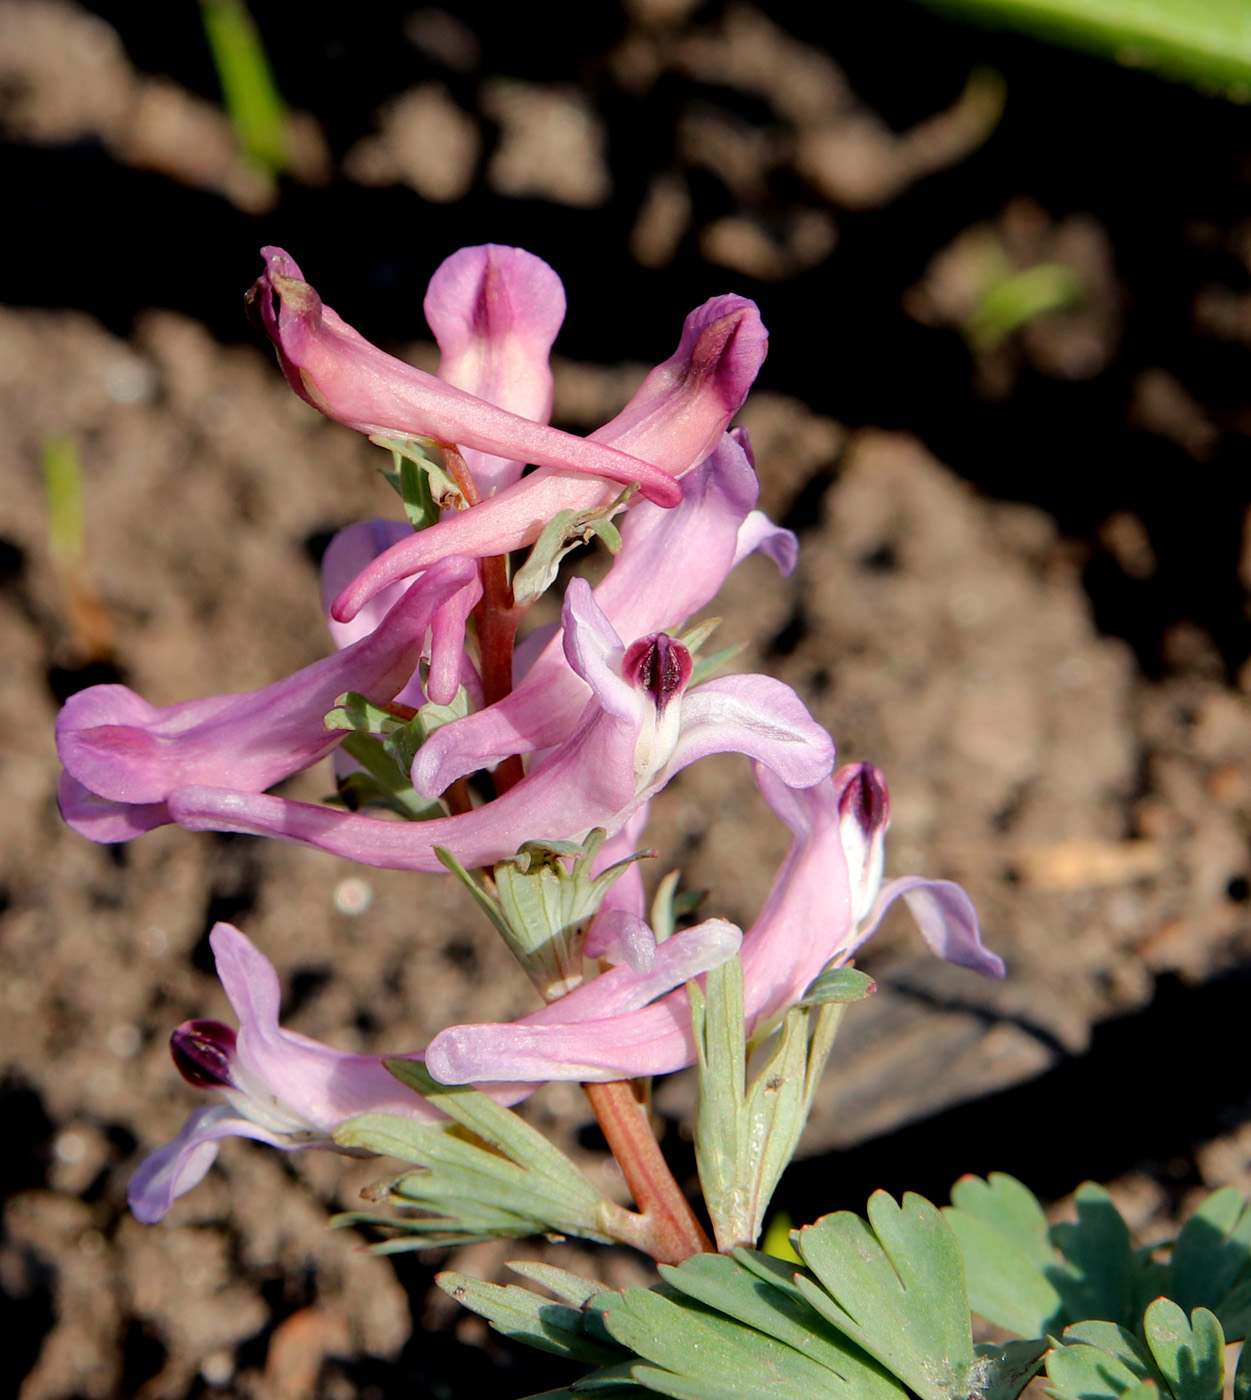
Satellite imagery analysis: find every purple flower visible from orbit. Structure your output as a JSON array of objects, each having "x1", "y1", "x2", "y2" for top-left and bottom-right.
[
  {"x1": 320, "y1": 258, "x2": 768, "y2": 624},
  {"x1": 423, "y1": 762, "x2": 1002, "y2": 1085},
  {"x1": 57, "y1": 554, "x2": 482, "y2": 842},
  {"x1": 248, "y1": 246, "x2": 682, "y2": 508},
  {"x1": 412, "y1": 429, "x2": 796, "y2": 795},
  {"x1": 424, "y1": 244, "x2": 565, "y2": 498},
  {"x1": 127, "y1": 923, "x2": 516, "y2": 1223},
  {"x1": 156, "y1": 580, "x2": 834, "y2": 871}
]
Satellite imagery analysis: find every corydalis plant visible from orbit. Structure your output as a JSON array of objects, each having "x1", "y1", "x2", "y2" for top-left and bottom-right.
[{"x1": 57, "y1": 243, "x2": 1002, "y2": 1281}]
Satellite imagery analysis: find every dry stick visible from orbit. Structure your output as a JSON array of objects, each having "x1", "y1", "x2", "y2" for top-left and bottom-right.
[
  {"x1": 443, "y1": 446, "x2": 707, "y2": 1261},
  {"x1": 584, "y1": 1081, "x2": 713, "y2": 1264}
]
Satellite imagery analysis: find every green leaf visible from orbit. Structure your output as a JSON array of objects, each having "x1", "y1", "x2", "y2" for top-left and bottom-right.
[
  {"x1": 687, "y1": 643, "x2": 745, "y2": 688},
  {"x1": 336, "y1": 732, "x2": 445, "y2": 819},
  {"x1": 591, "y1": 1286, "x2": 848, "y2": 1400},
  {"x1": 324, "y1": 688, "x2": 472, "y2": 821},
  {"x1": 914, "y1": 0, "x2": 1251, "y2": 99},
  {"x1": 506, "y1": 1261, "x2": 609, "y2": 1308},
  {"x1": 1046, "y1": 1321, "x2": 1163, "y2": 1400},
  {"x1": 1168, "y1": 1186, "x2": 1251, "y2": 1321},
  {"x1": 798, "y1": 967, "x2": 877, "y2": 1007},
  {"x1": 690, "y1": 959, "x2": 851, "y2": 1252},
  {"x1": 732, "y1": 1247, "x2": 814, "y2": 1307},
  {"x1": 436, "y1": 1272, "x2": 626, "y2": 1365},
  {"x1": 42, "y1": 434, "x2": 84, "y2": 566},
  {"x1": 794, "y1": 1191, "x2": 976, "y2": 1400},
  {"x1": 570, "y1": 1362, "x2": 649, "y2": 1393},
  {"x1": 1234, "y1": 1331, "x2": 1251, "y2": 1400},
  {"x1": 1141, "y1": 1300, "x2": 1225, "y2": 1400},
  {"x1": 512, "y1": 486, "x2": 636, "y2": 607},
  {"x1": 439, "y1": 831, "x2": 650, "y2": 998},
  {"x1": 371, "y1": 434, "x2": 466, "y2": 523},
  {"x1": 944, "y1": 1173, "x2": 1063, "y2": 1338},
  {"x1": 1048, "y1": 1183, "x2": 1136, "y2": 1328},
  {"x1": 658, "y1": 1252, "x2": 905, "y2": 1399},
  {"x1": 964, "y1": 263, "x2": 1082, "y2": 352},
  {"x1": 332, "y1": 1062, "x2": 624, "y2": 1249},
  {"x1": 949, "y1": 1174, "x2": 1055, "y2": 1269}
]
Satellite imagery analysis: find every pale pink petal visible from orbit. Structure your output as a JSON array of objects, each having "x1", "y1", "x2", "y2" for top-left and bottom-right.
[
  {"x1": 424, "y1": 920, "x2": 742, "y2": 1083},
  {"x1": 320, "y1": 519, "x2": 412, "y2": 649},
  {"x1": 426, "y1": 245, "x2": 565, "y2": 496},
  {"x1": 667, "y1": 676, "x2": 835, "y2": 791},
  {"x1": 854, "y1": 877, "x2": 1005, "y2": 978},
  {"x1": 733, "y1": 511, "x2": 798, "y2": 573},
  {"x1": 128, "y1": 1103, "x2": 276, "y2": 1223},
  {"x1": 58, "y1": 772, "x2": 171, "y2": 842},
  {"x1": 584, "y1": 910, "x2": 657, "y2": 973},
  {"x1": 58, "y1": 555, "x2": 480, "y2": 806},
  {"x1": 249, "y1": 248, "x2": 679, "y2": 506},
  {"x1": 330, "y1": 294, "x2": 766, "y2": 624},
  {"x1": 210, "y1": 924, "x2": 444, "y2": 1130}
]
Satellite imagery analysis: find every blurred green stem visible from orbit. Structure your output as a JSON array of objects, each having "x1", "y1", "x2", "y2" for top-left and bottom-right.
[
  {"x1": 199, "y1": 0, "x2": 290, "y2": 175},
  {"x1": 917, "y1": 0, "x2": 1251, "y2": 96}
]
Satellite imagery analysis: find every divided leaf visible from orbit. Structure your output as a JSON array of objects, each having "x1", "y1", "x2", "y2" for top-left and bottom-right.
[
  {"x1": 436, "y1": 1272, "x2": 626, "y2": 1365},
  {"x1": 1049, "y1": 1183, "x2": 1136, "y2": 1329},
  {"x1": 1046, "y1": 1321, "x2": 1162, "y2": 1400},
  {"x1": 1168, "y1": 1186, "x2": 1251, "y2": 1335},
  {"x1": 793, "y1": 1191, "x2": 976, "y2": 1400},
  {"x1": 658, "y1": 1252, "x2": 904, "y2": 1400},
  {"x1": 690, "y1": 956, "x2": 856, "y2": 1253},
  {"x1": 589, "y1": 1285, "x2": 851, "y2": 1400},
  {"x1": 945, "y1": 1173, "x2": 1063, "y2": 1339},
  {"x1": 332, "y1": 1062, "x2": 619, "y2": 1250},
  {"x1": 1141, "y1": 1299, "x2": 1224, "y2": 1400}
]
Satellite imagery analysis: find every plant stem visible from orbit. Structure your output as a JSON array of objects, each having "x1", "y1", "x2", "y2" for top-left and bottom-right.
[
  {"x1": 441, "y1": 444, "x2": 527, "y2": 797},
  {"x1": 583, "y1": 1079, "x2": 712, "y2": 1264},
  {"x1": 440, "y1": 444, "x2": 700, "y2": 1255}
]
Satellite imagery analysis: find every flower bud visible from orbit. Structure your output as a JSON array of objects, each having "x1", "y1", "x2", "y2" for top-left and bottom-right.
[{"x1": 170, "y1": 1020, "x2": 237, "y2": 1089}]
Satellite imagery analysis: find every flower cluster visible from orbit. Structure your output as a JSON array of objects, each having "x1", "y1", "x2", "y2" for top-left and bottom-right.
[{"x1": 55, "y1": 244, "x2": 1002, "y2": 1225}]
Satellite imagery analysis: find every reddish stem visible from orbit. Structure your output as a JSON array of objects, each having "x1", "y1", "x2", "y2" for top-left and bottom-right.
[
  {"x1": 583, "y1": 1080, "x2": 712, "y2": 1264},
  {"x1": 439, "y1": 445, "x2": 526, "y2": 796}
]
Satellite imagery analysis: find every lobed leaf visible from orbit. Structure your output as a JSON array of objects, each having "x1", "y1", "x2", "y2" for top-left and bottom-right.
[
  {"x1": 944, "y1": 1173, "x2": 1063, "y2": 1339},
  {"x1": 1141, "y1": 1299, "x2": 1224, "y2": 1400},
  {"x1": 794, "y1": 1191, "x2": 975, "y2": 1400},
  {"x1": 436, "y1": 1272, "x2": 626, "y2": 1365}
]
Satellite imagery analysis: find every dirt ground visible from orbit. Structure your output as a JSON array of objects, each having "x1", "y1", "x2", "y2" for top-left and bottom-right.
[{"x1": 5, "y1": 3, "x2": 1251, "y2": 1398}]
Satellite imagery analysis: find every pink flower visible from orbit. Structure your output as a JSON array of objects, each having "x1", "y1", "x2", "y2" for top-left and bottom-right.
[
  {"x1": 127, "y1": 923, "x2": 496, "y2": 1223},
  {"x1": 57, "y1": 554, "x2": 482, "y2": 843},
  {"x1": 412, "y1": 429, "x2": 795, "y2": 794},
  {"x1": 304, "y1": 246, "x2": 768, "y2": 623},
  {"x1": 248, "y1": 246, "x2": 683, "y2": 508},
  {"x1": 131, "y1": 907, "x2": 742, "y2": 1223},
  {"x1": 159, "y1": 580, "x2": 834, "y2": 871},
  {"x1": 423, "y1": 762, "x2": 1003, "y2": 1085}
]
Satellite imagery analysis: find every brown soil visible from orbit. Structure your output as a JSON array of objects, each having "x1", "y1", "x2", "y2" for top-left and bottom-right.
[{"x1": 5, "y1": 2, "x2": 1251, "y2": 1398}]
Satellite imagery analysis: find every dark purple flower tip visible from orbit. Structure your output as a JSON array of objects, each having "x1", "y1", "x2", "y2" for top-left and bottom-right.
[
  {"x1": 622, "y1": 634, "x2": 693, "y2": 712},
  {"x1": 838, "y1": 763, "x2": 890, "y2": 838},
  {"x1": 170, "y1": 1020, "x2": 237, "y2": 1090}
]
